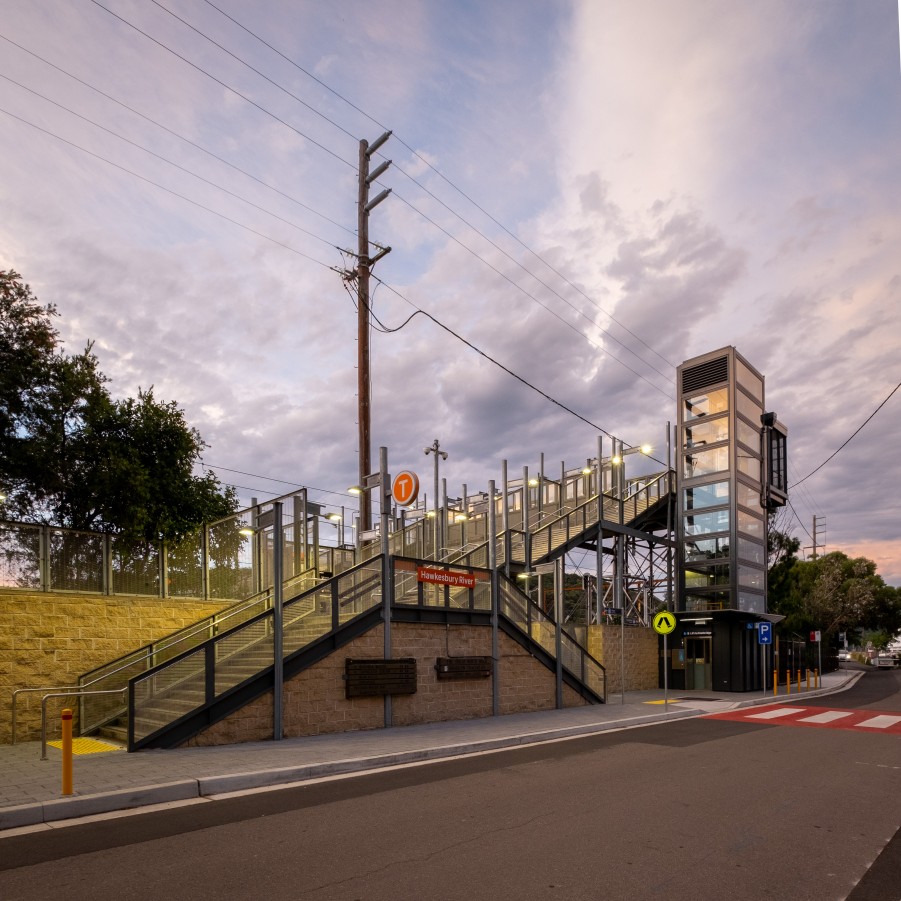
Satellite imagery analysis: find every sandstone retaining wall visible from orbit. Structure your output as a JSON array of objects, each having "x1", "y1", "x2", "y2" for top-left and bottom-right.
[{"x1": 1, "y1": 590, "x2": 230, "y2": 744}]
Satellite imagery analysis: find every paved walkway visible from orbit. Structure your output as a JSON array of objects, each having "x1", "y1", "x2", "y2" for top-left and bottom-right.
[{"x1": 0, "y1": 670, "x2": 861, "y2": 832}]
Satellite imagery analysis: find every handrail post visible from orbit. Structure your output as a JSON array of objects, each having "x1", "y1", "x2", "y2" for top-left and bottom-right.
[
  {"x1": 201, "y1": 525, "x2": 210, "y2": 600},
  {"x1": 41, "y1": 694, "x2": 50, "y2": 760},
  {"x1": 11, "y1": 690, "x2": 18, "y2": 745},
  {"x1": 554, "y1": 556, "x2": 564, "y2": 708},
  {"x1": 40, "y1": 524, "x2": 50, "y2": 592}
]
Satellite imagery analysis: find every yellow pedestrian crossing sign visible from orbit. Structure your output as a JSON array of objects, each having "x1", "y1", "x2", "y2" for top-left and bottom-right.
[{"x1": 653, "y1": 611, "x2": 676, "y2": 635}]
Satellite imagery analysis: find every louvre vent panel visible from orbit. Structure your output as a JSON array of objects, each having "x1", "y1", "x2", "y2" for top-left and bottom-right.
[{"x1": 681, "y1": 356, "x2": 728, "y2": 395}]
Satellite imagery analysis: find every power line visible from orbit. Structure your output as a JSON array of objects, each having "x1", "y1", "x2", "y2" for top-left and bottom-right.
[
  {"x1": 146, "y1": 0, "x2": 359, "y2": 146},
  {"x1": 790, "y1": 378, "x2": 901, "y2": 489},
  {"x1": 0, "y1": 106, "x2": 337, "y2": 269},
  {"x1": 389, "y1": 192, "x2": 674, "y2": 399},
  {"x1": 367, "y1": 273, "x2": 668, "y2": 464},
  {"x1": 200, "y1": 464, "x2": 349, "y2": 503},
  {"x1": 0, "y1": 34, "x2": 356, "y2": 238},
  {"x1": 0, "y1": 73, "x2": 346, "y2": 251},
  {"x1": 196, "y1": 0, "x2": 678, "y2": 382},
  {"x1": 87, "y1": 0, "x2": 355, "y2": 170},
  {"x1": 3, "y1": 102, "x2": 665, "y2": 468}
]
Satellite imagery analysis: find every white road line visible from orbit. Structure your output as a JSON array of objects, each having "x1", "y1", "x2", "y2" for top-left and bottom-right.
[
  {"x1": 747, "y1": 707, "x2": 806, "y2": 720},
  {"x1": 855, "y1": 715, "x2": 901, "y2": 729},
  {"x1": 799, "y1": 711, "x2": 854, "y2": 724}
]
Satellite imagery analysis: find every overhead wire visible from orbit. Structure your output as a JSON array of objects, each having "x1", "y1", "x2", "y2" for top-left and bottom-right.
[
  {"x1": 175, "y1": 0, "x2": 677, "y2": 391},
  {"x1": 0, "y1": 106, "x2": 337, "y2": 269},
  {"x1": 389, "y1": 192, "x2": 674, "y2": 399},
  {"x1": 367, "y1": 273, "x2": 668, "y2": 464},
  {"x1": 6, "y1": 6, "x2": 674, "y2": 461},
  {"x1": 789, "y1": 378, "x2": 901, "y2": 489},
  {"x1": 200, "y1": 0, "x2": 677, "y2": 375},
  {"x1": 0, "y1": 74, "x2": 347, "y2": 251},
  {"x1": 0, "y1": 101, "x2": 656, "y2": 457},
  {"x1": 0, "y1": 34, "x2": 356, "y2": 237},
  {"x1": 87, "y1": 0, "x2": 355, "y2": 169}
]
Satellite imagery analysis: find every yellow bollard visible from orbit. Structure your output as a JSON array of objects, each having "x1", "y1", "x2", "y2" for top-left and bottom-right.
[
  {"x1": 773, "y1": 669, "x2": 778, "y2": 696},
  {"x1": 815, "y1": 668, "x2": 820, "y2": 688},
  {"x1": 806, "y1": 669, "x2": 810, "y2": 691},
  {"x1": 61, "y1": 708, "x2": 73, "y2": 796},
  {"x1": 797, "y1": 669, "x2": 802, "y2": 692},
  {"x1": 786, "y1": 672, "x2": 790, "y2": 695}
]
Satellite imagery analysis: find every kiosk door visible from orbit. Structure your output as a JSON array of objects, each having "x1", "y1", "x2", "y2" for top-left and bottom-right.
[{"x1": 685, "y1": 637, "x2": 712, "y2": 691}]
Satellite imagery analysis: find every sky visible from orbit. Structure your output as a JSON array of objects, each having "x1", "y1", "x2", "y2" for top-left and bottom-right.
[{"x1": 1, "y1": 0, "x2": 900, "y2": 584}]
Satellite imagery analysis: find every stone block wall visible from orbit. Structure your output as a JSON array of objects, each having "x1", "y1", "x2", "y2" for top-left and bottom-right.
[
  {"x1": 586, "y1": 624, "x2": 659, "y2": 695},
  {"x1": 184, "y1": 621, "x2": 588, "y2": 747},
  {"x1": 1, "y1": 590, "x2": 229, "y2": 744}
]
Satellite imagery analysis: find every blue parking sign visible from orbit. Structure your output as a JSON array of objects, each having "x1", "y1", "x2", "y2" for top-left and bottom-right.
[{"x1": 758, "y1": 622, "x2": 773, "y2": 644}]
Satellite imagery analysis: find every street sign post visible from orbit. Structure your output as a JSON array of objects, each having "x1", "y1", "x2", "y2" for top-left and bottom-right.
[
  {"x1": 653, "y1": 612, "x2": 677, "y2": 711},
  {"x1": 758, "y1": 622, "x2": 772, "y2": 697}
]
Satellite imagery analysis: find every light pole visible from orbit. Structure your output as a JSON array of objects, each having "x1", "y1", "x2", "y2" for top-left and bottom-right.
[{"x1": 423, "y1": 439, "x2": 447, "y2": 560}]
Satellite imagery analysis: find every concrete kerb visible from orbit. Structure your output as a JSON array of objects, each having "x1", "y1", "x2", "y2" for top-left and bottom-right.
[{"x1": 0, "y1": 780, "x2": 200, "y2": 831}]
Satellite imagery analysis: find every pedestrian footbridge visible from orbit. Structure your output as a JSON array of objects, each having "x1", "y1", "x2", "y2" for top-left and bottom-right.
[{"x1": 16, "y1": 459, "x2": 674, "y2": 751}]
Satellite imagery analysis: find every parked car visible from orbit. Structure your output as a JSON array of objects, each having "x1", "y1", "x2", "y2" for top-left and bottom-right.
[
  {"x1": 874, "y1": 655, "x2": 897, "y2": 668},
  {"x1": 838, "y1": 650, "x2": 851, "y2": 661}
]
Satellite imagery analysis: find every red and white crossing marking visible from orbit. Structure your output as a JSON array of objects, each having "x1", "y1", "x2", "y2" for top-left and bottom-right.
[{"x1": 706, "y1": 704, "x2": 901, "y2": 734}]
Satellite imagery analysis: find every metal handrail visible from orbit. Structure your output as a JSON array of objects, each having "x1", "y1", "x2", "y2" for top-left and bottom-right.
[
  {"x1": 11, "y1": 685, "x2": 81, "y2": 745},
  {"x1": 72, "y1": 567, "x2": 320, "y2": 734},
  {"x1": 40, "y1": 688, "x2": 127, "y2": 759},
  {"x1": 129, "y1": 556, "x2": 386, "y2": 749}
]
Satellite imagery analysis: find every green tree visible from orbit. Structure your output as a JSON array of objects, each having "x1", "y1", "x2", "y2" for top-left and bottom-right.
[
  {"x1": 0, "y1": 269, "x2": 236, "y2": 541},
  {"x1": 769, "y1": 550, "x2": 899, "y2": 643}
]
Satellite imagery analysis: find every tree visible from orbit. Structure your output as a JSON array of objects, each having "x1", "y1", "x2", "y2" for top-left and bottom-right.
[
  {"x1": 0, "y1": 269, "x2": 236, "y2": 541},
  {"x1": 768, "y1": 549, "x2": 900, "y2": 644}
]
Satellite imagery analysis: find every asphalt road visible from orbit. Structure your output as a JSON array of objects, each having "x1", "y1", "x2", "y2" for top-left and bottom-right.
[{"x1": 0, "y1": 667, "x2": 898, "y2": 901}]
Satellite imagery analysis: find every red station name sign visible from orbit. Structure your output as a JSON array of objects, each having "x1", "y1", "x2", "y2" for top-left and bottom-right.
[{"x1": 416, "y1": 567, "x2": 477, "y2": 590}]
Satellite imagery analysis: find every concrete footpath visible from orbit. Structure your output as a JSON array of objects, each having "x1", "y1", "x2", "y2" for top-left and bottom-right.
[{"x1": 0, "y1": 669, "x2": 861, "y2": 833}]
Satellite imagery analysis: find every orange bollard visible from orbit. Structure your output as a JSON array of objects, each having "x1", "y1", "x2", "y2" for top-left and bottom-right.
[
  {"x1": 797, "y1": 669, "x2": 802, "y2": 692},
  {"x1": 815, "y1": 668, "x2": 820, "y2": 688},
  {"x1": 786, "y1": 672, "x2": 790, "y2": 694},
  {"x1": 773, "y1": 669, "x2": 778, "y2": 696},
  {"x1": 61, "y1": 708, "x2": 73, "y2": 796},
  {"x1": 806, "y1": 669, "x2": 810, "y2": 691}
]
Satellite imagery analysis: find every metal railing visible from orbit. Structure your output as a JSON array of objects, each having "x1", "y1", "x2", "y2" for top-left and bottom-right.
[
  {"x1": 497, "y1": 575, "x2": 606, "y2": 702},
  {"x1": 129, "y1": 556, "x2": 384, "y2": 748},
  {"x1": 40, "y1": 688, "x2": 127, "y2": 759},
  {"x1": 73, "y1": 565, "x2": 324, "y2": 736}
]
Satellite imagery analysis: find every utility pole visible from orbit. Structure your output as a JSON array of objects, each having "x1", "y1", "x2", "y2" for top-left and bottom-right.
[
  {"x1": 809, "y1": 515, "x2": 826, "y2": 559},
  {"x1": 355, "y1": 131, "x2": 393, "y2": 532}
]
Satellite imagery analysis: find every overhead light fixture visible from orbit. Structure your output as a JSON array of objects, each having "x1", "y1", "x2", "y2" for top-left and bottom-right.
[
  {"x1": 581, "y1": 466, "x2": 592, "y2": 475},
  {"x1": 528, "y1": 478, "x2": 539, "y2": 487},
  {"x1": 640, "y1": 444, "x2": 652, "y2": 455},
  {"x1": 326, "y1": 512, "x2": 342, "y2": 522},
  {"x1": 238, "y1": 526, "x2": 255, "y2": 537},
  {"x1": 454, "y1": 512, "x2": 468, "y2": 522},
  {"x1": 347, "y1": 485, "x2": 363, "y2": 495}
]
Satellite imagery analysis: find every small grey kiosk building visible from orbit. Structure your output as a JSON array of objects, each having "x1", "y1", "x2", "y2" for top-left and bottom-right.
[{"x1": 667, "y1": 346, "x2": 788, "y2": 692}]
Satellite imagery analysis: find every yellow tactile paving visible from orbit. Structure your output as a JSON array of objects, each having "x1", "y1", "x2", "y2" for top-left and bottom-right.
[{"x1": 46, "y1": 737, "x2": 124, "y2": 755}]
